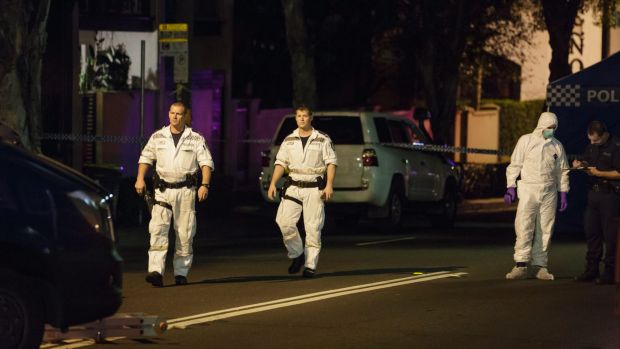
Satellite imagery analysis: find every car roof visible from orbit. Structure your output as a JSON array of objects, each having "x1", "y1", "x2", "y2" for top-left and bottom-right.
[
  {"x1": 0, "y1": 142, "x2": 108, "y2": 194},
  {"x1": 283, "y1": 111, "x2": 411, "y2": 119}
]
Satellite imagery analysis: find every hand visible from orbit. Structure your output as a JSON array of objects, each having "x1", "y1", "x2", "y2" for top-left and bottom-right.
[
  {"x1": 572, "y1": 159, "x2": 582, "y2": 168},
  {"x1": 504, "y1": 187, "x2": 516, "y2": 205},
  {"x1": 321, "y1": 185, "x2": 334, "y2": 202},
  {"x1": 585, "y1": 167, "x2": 600, "y2": 177},
  {"x1": 267, "y1": 183, "x2": 277, "y2": 201},
  {"x1": 559, "y1": 192, "x2": 568, "y2": 212},
  {"x1": 197, "y1": 186, "x2": 209, "y2": 202},
  {"x1": 135, "y1": 178, "x2": 146, "y2": 196}
]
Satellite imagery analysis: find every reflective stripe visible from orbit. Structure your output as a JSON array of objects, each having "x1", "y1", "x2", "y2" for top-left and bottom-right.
[{"x1": 289, "y1": 167, "x2": 325, "y2": 175}]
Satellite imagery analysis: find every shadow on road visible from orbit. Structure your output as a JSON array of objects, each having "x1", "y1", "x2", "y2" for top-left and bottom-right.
[{"x1": 190, "y1": 266, "x2": 465, "y2": 285}]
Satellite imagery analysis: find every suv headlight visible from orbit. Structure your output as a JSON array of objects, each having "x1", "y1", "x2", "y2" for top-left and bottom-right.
[{"x1": 67, "y1": 190, "x2": 116, "y2": 242}]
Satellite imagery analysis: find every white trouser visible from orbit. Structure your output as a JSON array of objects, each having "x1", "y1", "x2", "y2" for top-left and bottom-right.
[
  {"x1": 148, "y1": 187, "x2": 197, "y2": 277},
  {"x1": 275, "y1": 185, "x2": 325, "y2": 270},
  {"x1": 514, "y1": 182, "x2": 557, "y2": 267}
]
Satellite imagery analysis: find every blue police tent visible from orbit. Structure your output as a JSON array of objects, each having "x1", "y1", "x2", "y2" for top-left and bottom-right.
[{"x1": 547, "y1": 51, "x2": 620, "y2": 231}]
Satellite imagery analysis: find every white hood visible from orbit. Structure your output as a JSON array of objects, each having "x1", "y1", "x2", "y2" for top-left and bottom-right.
[{"x1": 533, "y1": 112, "x2": 558, "y2": 135}]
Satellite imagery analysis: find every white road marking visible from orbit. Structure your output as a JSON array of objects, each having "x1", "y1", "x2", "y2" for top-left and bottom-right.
[
  {"x1": 42, "y1": 271, "x2": 467, "y2": 348},
  {"x1": 355, "y1": 236, "x2": 416, "y2": 246},
  {"x1": 168, "y1": 271, "x2": 467, "y2": 329}
]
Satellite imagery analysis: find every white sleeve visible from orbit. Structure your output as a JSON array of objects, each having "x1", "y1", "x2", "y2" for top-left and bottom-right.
[
  {"x1": 196, "y1": 136, "x2": 214, "y2": 171},
  {"x1": 506, "y1": 135, "x2": 528, "y2": 188},
  {"x1": 323, "y1": 137, "x2": 338, "y2": 166},
  {"x1": 274, "y1": 143, "x2": 290, "y2": 168},
  {"x1": 138, "y1": 134, "x2": 157, "y2": 165},
  {"x1": 556, "y1": 143, "x2": 570, "y2": 192}
]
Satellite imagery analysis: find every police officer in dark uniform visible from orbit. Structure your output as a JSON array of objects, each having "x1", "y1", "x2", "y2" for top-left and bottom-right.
[{"x1": 573, "y1": 120, "x2": 620, "y2": 285}]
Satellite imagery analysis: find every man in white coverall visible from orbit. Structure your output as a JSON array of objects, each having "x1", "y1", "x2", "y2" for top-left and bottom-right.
[
  {"x1": 135, "y1": 102, "x2": 213, "y2": 287},
  {"x1": 267, "y1": 106, "x2": 338, "y2": 278},
  {"x1": 504, "y1": 111, "x2": 570, "y2": 280}
]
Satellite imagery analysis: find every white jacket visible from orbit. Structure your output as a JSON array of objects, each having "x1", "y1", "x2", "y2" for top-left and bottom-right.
[
  {"x1": 139, "y1": 126, "x2": 214, "y2": 183},
  {"x1": 506, "y1": 112, "x2": 570, "y2": 192},
  {"x1": 275, "y1": 128, "x2": 338, "y2": 182}
]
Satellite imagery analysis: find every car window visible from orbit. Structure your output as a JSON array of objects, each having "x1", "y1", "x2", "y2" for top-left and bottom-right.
[
  {"x1": 387, "y1": 120, "x2": 412, "y2": 143},
  {"x1": 403, "y1": 122, "x2": 428, "y2": 144},
  {"x1": 373, "y1": 118, "x2": 391, "y2": 143},
  {"x1": 275, "y1": 116, "x2": 364, "y2": 145},
  {"x1": 274, "y1": 117, "x2": 298, "y2": 145}
]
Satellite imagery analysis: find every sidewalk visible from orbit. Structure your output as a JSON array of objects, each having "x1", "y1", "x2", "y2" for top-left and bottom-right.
[
  {"x1": 458, "y1": 197, "x2": 517, "y2": 215},
  {"x1": 114, "y1": 196, "x2": 514, "y2": 249}
]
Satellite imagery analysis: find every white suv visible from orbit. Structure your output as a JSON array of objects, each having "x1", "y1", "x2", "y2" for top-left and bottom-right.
[{"x1": 258, "y1": 111, "x2": 461, "y2": 228}]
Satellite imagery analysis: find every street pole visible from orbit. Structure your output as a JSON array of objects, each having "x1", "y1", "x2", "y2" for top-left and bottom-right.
[{"x1": 140, "y1": 40, "x2": 145, "y2": 147}]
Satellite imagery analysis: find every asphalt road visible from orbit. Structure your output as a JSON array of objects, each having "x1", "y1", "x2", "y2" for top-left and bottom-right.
[{"x1": 41, "y1": 207, "x2": 620, "y2": 349}]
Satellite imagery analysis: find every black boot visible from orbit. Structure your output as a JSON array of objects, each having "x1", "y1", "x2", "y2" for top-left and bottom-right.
[
  {"x1": 574, "y1": 266, "x2": 599, "y2": 282},
  {"x1": 288, "y1": 253, "x2": 305, "y2": 274},
  {"x1": 145, "y1": 271, "x2": 164, "y2": 287}
]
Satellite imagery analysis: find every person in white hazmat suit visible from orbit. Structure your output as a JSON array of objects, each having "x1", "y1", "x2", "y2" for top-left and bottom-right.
[
  {"x1": 135, "y1": 102, "x2": 214, "y2": 287},
  {"x1": 267, "y1": 106, "x2": 338, "y2": 278},
  {"x1": 504, "y1": 111, "x2": 570, "y2": 280}
]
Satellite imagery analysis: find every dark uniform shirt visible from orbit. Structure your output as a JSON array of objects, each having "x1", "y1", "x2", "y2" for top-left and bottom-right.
[{"x1": 580, "y1": 134, "x2": 620, "y2": 188}]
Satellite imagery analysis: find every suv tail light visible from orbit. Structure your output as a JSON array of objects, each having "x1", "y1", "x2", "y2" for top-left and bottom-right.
[
  {"x1": 261, "y1": 149, "x2": 271, "y2": 167},
  {"x1": 362, "y1": 148, "x2": 378, "y2": 166}
]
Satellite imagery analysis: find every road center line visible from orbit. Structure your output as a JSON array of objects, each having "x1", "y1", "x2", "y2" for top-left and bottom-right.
[
  {"x1": 43, "y1": 271, "x2": 467, "y2": 348},
  {"x1": 168, "y1": 271, "x2": 467, "y2": 329},
  {"x1": 168, "y1": 271, "x2": 450, "y2": 324},
  {"x1": 355, "y1": 236, "x2": 416, "y2": 246}
]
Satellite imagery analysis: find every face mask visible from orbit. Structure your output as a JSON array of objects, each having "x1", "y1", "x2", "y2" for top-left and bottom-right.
[{"x1": 542, "y1": 129, "x2": 554, "y2": 139}]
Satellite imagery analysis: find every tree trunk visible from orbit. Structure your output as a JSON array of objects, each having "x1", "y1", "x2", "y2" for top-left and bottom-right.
[
  {"x1": 541, "y1": 0, "x2": 581, "y2": 82},
  {"x1": 409, "y1": 0, "x2": 473, "y2": 145},
  {"x1": 0, "y1": 0, "x2": 51, "y2": 152},
  {"x1": 281, "y1": 0, "x2": 317, "y2": 109}
]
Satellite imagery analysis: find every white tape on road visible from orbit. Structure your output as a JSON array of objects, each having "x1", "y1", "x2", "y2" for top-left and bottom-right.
[
  {"x1": 355, "y1": 236, "x2": 416, "y2": 246},
  {"x1": 42, "y1": 271, "x2": 467, "y2": 348},
  {"x1": 168, "y1": 271, "x2": 467, "y2": 329}
]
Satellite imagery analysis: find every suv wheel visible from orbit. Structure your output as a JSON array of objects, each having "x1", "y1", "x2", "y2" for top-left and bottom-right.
[
  {"x1": 0, "y1": 287, "x2": 44, "y2": 349},
  {"x1": 385, "y1": 180, "x2": 404, "y2": 231},
  {"x1": 431, "y1": 185, "x2": 457, "y2": 228}
]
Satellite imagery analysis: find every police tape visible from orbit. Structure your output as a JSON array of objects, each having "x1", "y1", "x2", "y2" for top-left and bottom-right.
[
  {"x1": 42, "y1": 133, "x2": 515, "y2": 157},
  {"x1": 42, "y1": 133, "x2": 146, "y2": 144},
  {"x1": 382, "y1": 143, "x2": 512, "y2": 156},
  {"x1": 42, "y1": 133, "x2": 274, "y2": 145}
]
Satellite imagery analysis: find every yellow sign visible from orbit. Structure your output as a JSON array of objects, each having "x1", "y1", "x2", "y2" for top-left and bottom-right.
[{"x1": 159, "y1": 23, "x2": 188, "y2": 32}]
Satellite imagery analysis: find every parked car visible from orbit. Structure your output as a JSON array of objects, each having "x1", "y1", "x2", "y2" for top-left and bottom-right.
[
  {"x1": 258, "y1": 111, "x2": 461, "y2": 229},
  {"x1": 0, "y1": 142, "x2": 122, "y2": 348}
]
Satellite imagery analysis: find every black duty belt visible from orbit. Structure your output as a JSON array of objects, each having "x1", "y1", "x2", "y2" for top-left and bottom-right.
[
  {"x1": 155, "y1": 201, "x2": 172, "y2": 210},
  {"x1": 283, "y1": 195, "x2": 303, "y2": 205},
  {"x1": 289, "y1": 180, "x2": 320, "y2": 188},
  {"x1": 156, "y1": 178, "x2": 194, "y2": 192}
]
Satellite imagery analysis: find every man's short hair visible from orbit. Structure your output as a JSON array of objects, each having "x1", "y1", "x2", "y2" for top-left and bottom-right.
[
  {"x1": 295, "y1": 105, "x2": 312, "y2": 116},
  {"x1": 587, "y1": 120, "x2": 607, "y2": 136},
  {"x1": 171, "y1": 101, "x2": 187, "y2": 114}
]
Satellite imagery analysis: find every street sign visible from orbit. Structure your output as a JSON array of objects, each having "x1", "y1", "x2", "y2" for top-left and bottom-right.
[
  {"x1": 174, "y1": 53, "x2": 188, "y2": 83},
  {"x1": 159, "y1": 23, "x2": 188, "y2": 83}
]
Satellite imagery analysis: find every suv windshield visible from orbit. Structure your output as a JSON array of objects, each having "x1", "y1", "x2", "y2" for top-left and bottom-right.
[{"x1": 275, "y1": 116, "x2": 364, "y2": 145}]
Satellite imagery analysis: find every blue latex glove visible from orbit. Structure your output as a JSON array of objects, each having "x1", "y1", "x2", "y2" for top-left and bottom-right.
[
  {"x1": 504, "y1": 187, "x2": 516, "y2": 205},
  {"x1": 559, "y1": 192, "x2": 568, "y2": 212}
]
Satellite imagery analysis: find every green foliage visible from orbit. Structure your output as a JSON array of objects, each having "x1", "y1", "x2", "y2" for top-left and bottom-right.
[
  {"x1": 461, "y1": 163, "x2": 508, "y2": 198},
  {"x1": 482, "y1": 99, "x2": 545, "y2": 153},
  {"x1": 80, "y1": 38, "x2": 131, "y2": 93}
]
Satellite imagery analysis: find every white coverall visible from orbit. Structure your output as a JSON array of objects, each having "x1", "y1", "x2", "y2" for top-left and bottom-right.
[
  {"x1": 274, "y1": 128, "x2": 338, "y2": 270},
  {"x1": 506, "y1": 112, "x2": 570, "y2": 267},
  {"x1": 139, "y1": 126, "x2": 214, "y2": 277}
]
